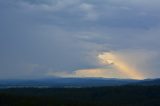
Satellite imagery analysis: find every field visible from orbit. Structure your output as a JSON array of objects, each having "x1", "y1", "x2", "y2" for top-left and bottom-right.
[{"x1": 0, "y1": 86, "x2": 160, "y2": 106}]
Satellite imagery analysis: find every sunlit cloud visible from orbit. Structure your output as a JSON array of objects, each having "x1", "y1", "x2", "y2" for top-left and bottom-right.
[
  {"x1": 47, "y1": 68, "x2": 128, "y2": 79},
  {"x1": 74, "y1": 68, "x2": 109, "y2": 78},
  {"x1": 46, "y1": 50, "x2": 158, "y2": 79},
  {"x1": 98, "y1": 52, "x2": 144, "y2": 79}
]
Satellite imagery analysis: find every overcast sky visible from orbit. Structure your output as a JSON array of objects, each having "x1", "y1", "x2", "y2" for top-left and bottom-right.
[{"x1": 1, "y1": 0, "x2": 160, "y2": 79}]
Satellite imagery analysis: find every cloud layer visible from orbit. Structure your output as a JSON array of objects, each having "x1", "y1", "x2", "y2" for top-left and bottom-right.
[{"x1": 1, "y1": 0, "x2": 160, "y2": 79}]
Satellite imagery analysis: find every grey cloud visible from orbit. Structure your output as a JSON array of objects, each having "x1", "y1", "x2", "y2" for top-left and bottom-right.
[{"x1": 1, "y1": 0, "x2": 160, "y2": 79}]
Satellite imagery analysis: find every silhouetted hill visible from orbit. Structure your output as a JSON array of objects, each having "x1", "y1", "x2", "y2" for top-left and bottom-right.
[
  {"x1": 0, "y1": 78, "x2": 139, "y2": 88},
  {"x1": 132, "y1": 78, "x2": 160, "y2": 86},
  {"x1": 1, "y1": 78, "x2": 160, "y2": 88}
]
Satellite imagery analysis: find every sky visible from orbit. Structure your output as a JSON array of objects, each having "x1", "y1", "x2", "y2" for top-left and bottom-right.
[{"x1": 1, "y1": 0, "x2": 160, "y2": 79}]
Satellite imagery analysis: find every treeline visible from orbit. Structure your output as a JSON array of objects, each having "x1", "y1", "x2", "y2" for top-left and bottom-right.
[{"x1": 0, "y1": 86, "x2": 160, "y2": 106}]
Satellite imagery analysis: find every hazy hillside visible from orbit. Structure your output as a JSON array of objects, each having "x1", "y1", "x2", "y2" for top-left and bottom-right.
[
  {"x1": 0, "y1": 78, "x2": 139, "y2": 88},
  {"x1": 1, "y1": 78, "x2": 160, "y2": 88},
  {"x1": 132, "y1": 78, "x2": 160, "y2": 86}
]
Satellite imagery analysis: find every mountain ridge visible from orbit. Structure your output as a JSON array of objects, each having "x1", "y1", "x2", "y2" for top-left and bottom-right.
[{"x1": 0, "y1": 77, "x2": 160, "y2": 88}]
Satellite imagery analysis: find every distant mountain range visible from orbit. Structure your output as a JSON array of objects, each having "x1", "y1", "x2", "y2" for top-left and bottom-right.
[
  {"x1": 0, "y1": 78, "x2": 160, "y2": 88},
  {"x1": 131, "y1": 78, "x2": 160, "y2": 86}
]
